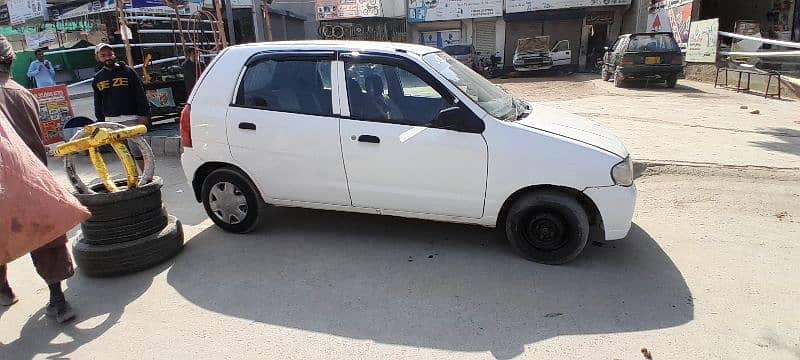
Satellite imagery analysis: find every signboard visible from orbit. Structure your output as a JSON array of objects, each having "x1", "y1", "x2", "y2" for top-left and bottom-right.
[
  {"x1": 131, "y1": 0, "x2": 184, "y2": 8},
  {"x1": 686, "y1": 18, "x2": 718, "y2": 63},
  {"x1": 408, "y1": 0, "x2": 502, "y2": 23},
  {"x1": 648, "y1": 1, "x2": 692, "y2": 47},
  {"x1": 585, "y1": 10, "x2": 613, "y2": 24},
  {"x1": 8, "y1": 0, "x2": 46, "y2": 25},
  {"x1": 506, "y1": 0, "x2": 631, "y2": 13},
  {"x1": 420, "y1": 29, "x2": 462, "y2": 48},
  {"x1": 30, "y1": 85, "x2": 74, "y2": 145},
  {"x1": 315, "y1": 0, "x2": 381, "y2": 20},
  {"x1": 24, "y1": 29, "x2": 56, "y2": 50}
]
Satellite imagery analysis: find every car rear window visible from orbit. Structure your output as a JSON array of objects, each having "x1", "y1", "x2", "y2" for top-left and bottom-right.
[
  {"x1": 627, "y1": 34, "x2": 680, "y2": 52},
  {"x1": 443, "y1": 45, "x2": 472, "y2": 55}
]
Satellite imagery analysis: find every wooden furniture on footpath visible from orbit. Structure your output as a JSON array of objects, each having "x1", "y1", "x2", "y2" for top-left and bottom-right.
[{"x1": 714, "y1": 67, "x2": 782, "y2": 99}]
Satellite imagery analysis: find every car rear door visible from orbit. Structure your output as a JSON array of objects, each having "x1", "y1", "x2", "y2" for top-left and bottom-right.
[{"x1": 226, "y1": 51, "x2": 351, "y2": 206}]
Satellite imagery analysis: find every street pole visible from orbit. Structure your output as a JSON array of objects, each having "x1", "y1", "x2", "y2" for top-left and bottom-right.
[
  {"x1": 262, "y1": 0, "x2": 273, "y2": 41},
  {"x1": 116, "y1": 0, "x2": 134, "y2": 66},
  {"x1": 224, "y1": 0, "x2": 237, "y2": 45},
  {"x1": 214, "y1": 0, "x2": 229, "y2": 48}
]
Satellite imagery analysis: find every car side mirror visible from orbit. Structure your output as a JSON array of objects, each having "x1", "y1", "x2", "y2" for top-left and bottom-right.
[
  {"x1": 476, "y1": 51, "x2": 482, "y2": 55},
  {"x1": 603, "y1": 46, "x2": 610, "y2": 51},
  {"x1": 432, "y1": 107, "x2": 466, "y2": 130}
]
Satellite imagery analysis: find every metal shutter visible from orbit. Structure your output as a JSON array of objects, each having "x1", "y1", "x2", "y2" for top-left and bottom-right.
[{"x1": 474, "y1": 21, "x2": 496, "y2": 56}]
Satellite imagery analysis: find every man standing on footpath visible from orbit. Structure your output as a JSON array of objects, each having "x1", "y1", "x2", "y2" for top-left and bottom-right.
[
  {"x1": 27, "y1": 49, "x2": 56, "y2": 88},
  {"x1": 0, "y1": 35, "x2": 76, "y2": 323},
  {"x1": 181, "y1": 47, "x2": 206, "y2": 93},
  {"x1": 92, "y1": 43, "x2": 150, "y2": 167}
]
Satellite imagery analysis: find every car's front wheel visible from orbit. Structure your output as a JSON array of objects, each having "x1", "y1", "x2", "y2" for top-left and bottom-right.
[
  {"x1": 201, "y1": 168, "x2": 264, "y2": 233},
  {"x1": 505, "y1": 191, "x2": 590, "y2": 265}
]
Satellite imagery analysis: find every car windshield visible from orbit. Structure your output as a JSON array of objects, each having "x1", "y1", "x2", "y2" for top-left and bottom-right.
[
  {"x1": 627, "y1": 34, "x2": 680, "y2": 52},
  {"x1": 422, "y1": 52, "x2": 514, "y2": 120},
  {"x1": 443, "y1": 45, "x2": 472, "y2": 55}
]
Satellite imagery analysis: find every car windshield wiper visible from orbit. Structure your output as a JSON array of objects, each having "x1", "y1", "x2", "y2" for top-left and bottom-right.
[{"x1": 514, "y1": 98, "x2": 531, "y2": 120}]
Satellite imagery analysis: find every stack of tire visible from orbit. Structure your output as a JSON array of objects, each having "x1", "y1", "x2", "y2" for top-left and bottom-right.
[{"x1": 70, "y1": 177, "x2": 184, "y2": 277}]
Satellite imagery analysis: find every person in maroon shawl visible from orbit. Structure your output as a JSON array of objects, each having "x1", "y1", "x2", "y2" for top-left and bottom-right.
[{"x1": 0, "y1": 35, "x2": 76, "y2": 323}]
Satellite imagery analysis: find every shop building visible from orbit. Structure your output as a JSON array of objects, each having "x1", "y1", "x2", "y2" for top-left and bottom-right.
[
  {"x1": 503, "y1": 0, "x2": 632, "y2": 70},
  {"x1": 315, "y1": 0, "x2": 407, "y2": 42},
  {"x1": 407, "y1": 0, "x2": 506, "y2": 63}
]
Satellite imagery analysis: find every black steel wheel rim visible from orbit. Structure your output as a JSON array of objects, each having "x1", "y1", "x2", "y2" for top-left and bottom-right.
[{"x1": 522, "y1": 211, "x2": 569, "y2": 251}]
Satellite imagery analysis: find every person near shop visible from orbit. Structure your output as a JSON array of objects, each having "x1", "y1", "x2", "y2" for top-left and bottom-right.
[
  {"x1": 92, "y1": 43, "x2": 150, "y2": 168},
  {"x1": 0, "y1": 35, "x2": 76, "y2": 323},
  {"x1": 181, "y1": 47, "x2": 206, "y2": 93},
  {"x1": 27, "y1": 49, "x2": 56, "y2": 88}
]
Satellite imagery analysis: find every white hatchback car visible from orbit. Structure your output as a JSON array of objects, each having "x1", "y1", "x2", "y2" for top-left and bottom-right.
[{"x1": 180, "y1": 41, "x2": 636, "y2": 264}]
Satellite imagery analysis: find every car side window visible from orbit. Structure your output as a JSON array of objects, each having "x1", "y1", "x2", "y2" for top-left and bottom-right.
[
  {"x1": 345, "y1": 62, "x2": 450, "y2": 127},
  {"x1": 614, "y1": 37, "x2": 627, "y2": 53},
  {"x1": 235, "y1": 59, "x2": 333, "y2": 117}
]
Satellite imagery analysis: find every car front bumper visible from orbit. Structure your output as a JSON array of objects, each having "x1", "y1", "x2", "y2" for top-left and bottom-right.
[{"x1": 583, "y1": 184, "x2": 637, "y2": 240}]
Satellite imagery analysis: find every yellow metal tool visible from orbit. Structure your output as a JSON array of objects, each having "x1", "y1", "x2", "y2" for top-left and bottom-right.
[{"x1": 56, "y1": 125, "x2": 147, "y2": 192}]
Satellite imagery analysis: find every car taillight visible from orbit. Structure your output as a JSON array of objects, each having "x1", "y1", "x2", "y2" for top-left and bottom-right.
[
  {"x1": 671, "y1": 55, "x2": 684, "y2": 64},
  {"x1": 620, "y1": 56, "x2": 635, "y2": 65},
  {"x1": 180, "y1": 104, "x2": 192, "y2": 148}
]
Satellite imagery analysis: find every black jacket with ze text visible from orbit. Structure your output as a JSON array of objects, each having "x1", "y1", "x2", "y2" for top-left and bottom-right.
[{"x1": 92, "y1": 62, "x2": 150, "y2": 122}]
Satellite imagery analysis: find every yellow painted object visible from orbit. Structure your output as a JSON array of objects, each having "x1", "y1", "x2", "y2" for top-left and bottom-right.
[
  {"x1": 142, "y1": 53, "x2": 153, "y2": 84},
  {"x1": 55, "y1": 125, "x2": 147, "y2": 192}
]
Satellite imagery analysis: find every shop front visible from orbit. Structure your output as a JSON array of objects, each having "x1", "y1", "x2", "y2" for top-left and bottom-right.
[
  {"x1": 504, "y1": 0, "x2": 631, "y2": 70},
  {"x1": 407, "y1": 0, "x2": 505, "y2": 62},
  {"x1": 316, "y1": 0, "x2": 407, "y2": 42}
]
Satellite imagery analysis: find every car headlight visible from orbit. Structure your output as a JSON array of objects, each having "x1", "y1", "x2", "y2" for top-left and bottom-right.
[{"x1": 611, "y1": 157, "x2": 633, "y2": 186}]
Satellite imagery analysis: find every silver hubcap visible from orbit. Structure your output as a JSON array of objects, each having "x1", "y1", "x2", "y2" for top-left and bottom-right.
[{"x1": 209, "y1": 182, "x2": 248, "y2": 225}]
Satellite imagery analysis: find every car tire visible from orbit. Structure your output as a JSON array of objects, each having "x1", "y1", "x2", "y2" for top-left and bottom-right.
[
  {"x1": 74, "y1": 177, "x2": 164, "y2": 222},
  {"x1": 80, "y1": 207, "x2": 169, "y2": 245},
  {"x1": 601, "y1": 66, "x2": 610, "y2": 81},
  {"x1": 666, "y1": 74, "x2": 678, "y2": 88},
  {"x1": 613, "y1": 70, "x2": 625, "y2": 88},
  {"x1": 201, "y1": 168, "x2": 264, "y2": 233},
  {"x1": 505, "y1": 191, "x2": 590, "y2": 265},
  {"x1": 72, "y1": 216, "x2": 184, "y2": 278}
]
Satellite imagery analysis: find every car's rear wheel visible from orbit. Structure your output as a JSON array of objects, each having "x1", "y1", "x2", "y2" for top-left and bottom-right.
[
  {"x1": 201, "y1": 168, "x2": 264, "y2": 233},
  {"x1": 614, "y1": 70, "x2": 625, "y2": 88},
  {"x1": 505, "y1": 191, "x2": 590, "y2": 265},
  {"x1": 666, "y1": 74, "x2": 678, "y2": 88},
  {"x1": 601, "y1": 66, "x2": 610, "y2": 81}
]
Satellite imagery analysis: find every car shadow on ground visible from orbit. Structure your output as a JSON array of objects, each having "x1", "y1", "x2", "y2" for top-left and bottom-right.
[
  {"x1": 752, "y1": 127, "x2": 800, "y2": 157},
  {"x1": 167, "y1": 207, "x2": 693, "y2": 359},
  {"x1": 0, "y1": 260, "x2": 171, "y2": 359}
]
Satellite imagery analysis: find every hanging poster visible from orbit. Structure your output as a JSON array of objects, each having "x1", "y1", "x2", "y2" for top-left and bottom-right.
[
  {"x1": 8, "y1": 0, "x2": 46, "y2": 25},
  {"x1": 648, "y1": 1, "x2": 692, "y2": 47},
  {"x1": 24, "y1": 29, "x2": 56, "y2": 50},
  {"x1": 30, "y1": 85, "x2": 74, "y2": 145},
  {"x1": 686, "y1": 18, "x2": 718, "y2": 63},
  {"x1": 146, "y1": 88, "x2": 177, "y2": 108},
  {"x1": 408, "y1": 0, "x2": 502, "y2": 23}
]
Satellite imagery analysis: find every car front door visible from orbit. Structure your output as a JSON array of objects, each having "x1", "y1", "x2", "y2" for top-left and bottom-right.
[
  {"x1": 551, "y1": 40, "x2": 571, "y2": 66},
  {"x1": 226, "y1": 52, "x2": 351, "y2": 206},
  {"x1": 337, "y1": 53, "x2": 488, "y2": 218}
]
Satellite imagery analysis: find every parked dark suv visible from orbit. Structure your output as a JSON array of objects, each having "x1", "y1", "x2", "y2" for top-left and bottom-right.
[{"x1": 602, "y1": 32, "x2": 684, "y2": 88}]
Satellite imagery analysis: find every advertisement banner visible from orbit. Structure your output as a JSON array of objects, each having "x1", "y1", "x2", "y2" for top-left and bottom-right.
[
  {"x1": 420, "y1": 29, "x2": 462, "y2": 48},
  {"x1": 146, "y1": 88, "x2": 177, "y2": 108},
  {"x1": 316, "y1": 0, "x2": 381, "y2": 20},
  {"x1": 686, "y1": 18, "x2": 718, "y2": 63},
  {"x1": 506, "y1": 0, "x2": 631, "y2": 13},
  {"x1": 408, "y1": 0, "x2": 502, "y2": 23},
  {"x1": 8, "y1": 0, "x2": 46, "y2": 25},
  {"x1": 30, "y1": 85, "x2": 74, "y2": 145},
  {"x1": 0, "y1": 1, "x2": 9, "y2": 26},
  {"x1": 131, "y1": 0, "x2": 185, "y2": 8},
  {"x1": 24, "y1": 29, "x2": 56, "y2": 50},
  {"x1": 648, "y1": 1, "x2": 692, "y2": 47}
]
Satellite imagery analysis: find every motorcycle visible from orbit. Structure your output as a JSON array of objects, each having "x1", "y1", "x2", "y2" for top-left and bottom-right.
[{"x1": 476, "y1": 52, "x2": 505, "y2": 79}]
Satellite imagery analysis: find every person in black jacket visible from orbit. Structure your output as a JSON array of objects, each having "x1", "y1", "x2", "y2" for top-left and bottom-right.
[
  {"x1": 92, "y1": 43, "x2": 150, "y2": 166},
  {"x1": 181, "y1": 47, "x2": 206, "y2": 93}
]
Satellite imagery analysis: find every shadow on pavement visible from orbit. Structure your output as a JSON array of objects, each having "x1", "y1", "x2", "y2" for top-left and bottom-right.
[
  {"x1": 167, "y1": 207, "x2": 693, "y2": 359},
  {"x1": 752, "y1": 127, "x2": 800, "y2": 157},
  {"x1": 0, "y1": 260, "x2": 171, "y2": 359}
]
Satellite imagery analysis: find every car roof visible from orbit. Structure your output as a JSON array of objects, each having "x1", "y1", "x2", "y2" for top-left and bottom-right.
[{"x1": 229, "y1": 40, "x2": 441, "y2": 56}]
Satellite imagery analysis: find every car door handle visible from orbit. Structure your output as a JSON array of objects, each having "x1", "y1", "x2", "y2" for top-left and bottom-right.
[
  {"x1": 239, "y1": 122, "x2": 256, "y2": 130},
  {"x1": 357, "y1": 135, "x2": 380, "y2": 144}
]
